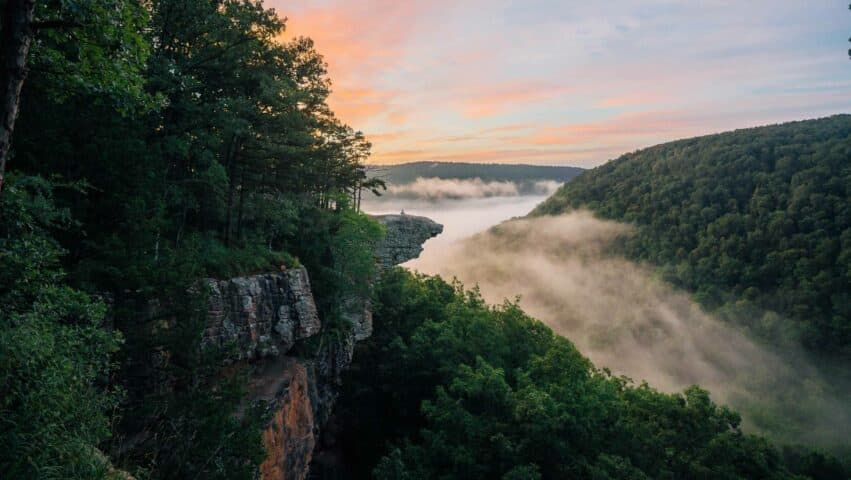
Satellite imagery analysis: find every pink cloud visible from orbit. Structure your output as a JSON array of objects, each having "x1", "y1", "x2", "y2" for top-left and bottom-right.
[
  {"x1": 267, "y1": 1, "x2": 851, "y2": 168},
  {"x1": 457, "y1": 82, "x2": 576, "y2": 118}
]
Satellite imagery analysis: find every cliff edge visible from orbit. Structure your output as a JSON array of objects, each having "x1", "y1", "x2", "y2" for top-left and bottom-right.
[{"x1": 198, "y1": 214, "x2": 442, "y2": 480}]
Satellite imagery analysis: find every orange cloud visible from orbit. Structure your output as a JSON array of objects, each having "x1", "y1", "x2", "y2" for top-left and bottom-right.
[
  {"x1": 517, "y1": 110, "x2": 703, "y2": 146},
  {"x1": 456, "y1": 82, "x2": 576, "y2": 119},
  {"x1": 271, "y1": 1, "x2": 449, "y2": 126},
  {"x1": 267, "y1": 1, "x2": 851, "y2": 169},
  {"x1": 370, "y1": 145, "x2": 628, "y2": 166}
]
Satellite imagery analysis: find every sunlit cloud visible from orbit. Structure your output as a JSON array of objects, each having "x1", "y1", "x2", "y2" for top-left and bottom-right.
[
  {"x1": 454, "y1": 82, "x2": 576, "y2": 118},
  {"x1": 270, "y1": 0, "x2": 851, "y2": 166}
]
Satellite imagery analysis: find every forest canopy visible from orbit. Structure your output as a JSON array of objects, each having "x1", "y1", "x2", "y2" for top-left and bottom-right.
[
  {"x1": 534, "y1": 115, "x2": 851, "y2": 362},
  {"x1": 1, "y1": 0, "x2": 849, "y2": 478},
  {"x1": 329, "y1": 269, "x2": 849, "y2": 480},
  {"x1": 1, "y1": 0, "x2": 383, "y2": 477}
]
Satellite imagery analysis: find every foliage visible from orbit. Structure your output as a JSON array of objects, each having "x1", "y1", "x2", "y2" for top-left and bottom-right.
[
  {"x1": 534, "y1": 115, "x2": 851, "y2": 360},
  {"x1": 370, "y1": 161, "x2": 584, "y2": 185},
  {"x1": 28, "y1": 0, "x2": 153, "y2": 113},
  {"x1": 6, "y1": 0, "x2": 847, "y2": 477},
  {"x1": 16, "y1": 0, "x2": 378, "y2": 294},
  {"x1": 0, "y1": 175, "x2": 122, "y2": 479},
  {"x1": 114, "y1": 286, "x2": 266, "y2": 480},
  {"x1": 4, "y1": 0, "x2": 383, "y2": 477},
  {"x1": 332, "y1": 269, "x2": 849, "y2": 480}
]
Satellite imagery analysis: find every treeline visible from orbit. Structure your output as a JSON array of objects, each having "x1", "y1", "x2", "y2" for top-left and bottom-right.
[
  {"x1": 0, "y1": 0, "x2": 383, "y2": 478},
  {"x1": 14, "y1": 0, "x2": 384, "y2": 288},
  {"x1": 368, "y1": 161, "x2": 583, "y2": 185},
  {"x1": 327, "y1": 269, "x2": 849, "y2": 479},
  {"x1": 534, "y1": 116, "x2": 851, "y2": 363}
]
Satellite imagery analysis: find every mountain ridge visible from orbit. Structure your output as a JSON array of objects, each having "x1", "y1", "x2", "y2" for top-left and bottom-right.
[{"x1": 533, "y1": 114, "x2": 851, "y2": 360}]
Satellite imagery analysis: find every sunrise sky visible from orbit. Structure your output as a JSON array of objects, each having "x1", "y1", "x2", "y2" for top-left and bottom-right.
[{"x1": 270, "y1": 1, "x2": 851, "y2": 167}]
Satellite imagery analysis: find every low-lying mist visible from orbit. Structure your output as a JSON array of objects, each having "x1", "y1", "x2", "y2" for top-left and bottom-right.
[
  {"x1": 378, "y1": 177, "x2": 561, "y2": 201},
  {"x1": 408, "y1": 211, "x2": 851, "y2": 450}
]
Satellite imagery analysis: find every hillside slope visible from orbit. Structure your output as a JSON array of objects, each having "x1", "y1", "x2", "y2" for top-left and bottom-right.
[
  {"x1": 368, "y1": 161, "x2": 583, "y2": 184},
  {"x1": 533, "y1": 115, "x2": 851, "y2": 359}
]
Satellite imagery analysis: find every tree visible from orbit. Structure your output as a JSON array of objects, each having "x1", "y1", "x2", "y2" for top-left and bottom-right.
[
  {"x1": 0, "y1": 0, "x2": 149, "y2": 193},
  {"x1": 333, "y1": 269, "x2": 847, "y2": 479},
  {"x1": 0, "y1": 0, "x2": 37, "y2": 191}
]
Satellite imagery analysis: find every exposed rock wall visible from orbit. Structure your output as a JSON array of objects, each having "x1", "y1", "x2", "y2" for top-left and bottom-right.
[
  {"x1": 200, "y1": 214, "x2": 442, "y2": 480},
  {"x1": 338, "y1": 214, "x2": 443, "y2": 341},
  {"x1": 372, "y1": 214, "x2": 443, "y2": 269},
  {"x1": 204, "y1": 269, "x2": 320, "y2": 360},
  {"x1": 257, "y1": 359, "x2": 316, "y2": 480},
  {"x1": 202, "y1": 269, "x2": 336, "y2": 480}
]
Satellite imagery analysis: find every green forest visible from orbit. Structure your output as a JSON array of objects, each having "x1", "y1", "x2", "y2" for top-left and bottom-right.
[
  {"x1": 534, "y1": 116, "x2": 851, "y2": 365},
  {"x1": 1, "y1": 0, "x2": 849, "y2": 479},
  {"x1": 367, "y1": 162, "x2": 584, "y2": 185},
  {"x1": 327, "y1": 269, "x2": 849, "y2": 479},
  {"x1": 1, "y1": 0, "x2": 383, "y2": 478}
]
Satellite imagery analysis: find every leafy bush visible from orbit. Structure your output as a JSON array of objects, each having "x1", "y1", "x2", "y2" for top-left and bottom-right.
[{"x1": 0, "y1": 176, "x2": 122, "y2": 479}]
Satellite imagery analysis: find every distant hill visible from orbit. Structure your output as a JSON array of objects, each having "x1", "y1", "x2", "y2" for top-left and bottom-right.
[
  {"x1": 367, "y1": 161, "x2": 584, "y2": 184},
  {"x1": 534, "y1": 115, "x2": 851, "y2": 359}
]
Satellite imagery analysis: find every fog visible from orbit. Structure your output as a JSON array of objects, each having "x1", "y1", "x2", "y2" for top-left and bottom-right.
[
  {"x1": 364, "y1": 194, "x2": 850, "y2": 450},
  {"x1": 378, "y1": 177, "x2": 561, "y2": 201},
  {"x1": 362, "y1": 194, "x2": 552, "y2": 253}
]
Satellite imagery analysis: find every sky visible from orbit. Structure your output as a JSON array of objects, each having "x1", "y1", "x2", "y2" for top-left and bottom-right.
[{"x1": 270, "y1": 1, "x2": 851, "y2": 167}]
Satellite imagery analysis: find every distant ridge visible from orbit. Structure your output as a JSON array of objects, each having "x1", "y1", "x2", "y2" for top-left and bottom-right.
[{"x1": 367, "y1": 161, "x2": 584, "y2": 185}]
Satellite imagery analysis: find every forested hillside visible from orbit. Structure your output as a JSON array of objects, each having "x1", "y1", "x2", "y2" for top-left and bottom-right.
[
  {"x1": 1, "y1": 0, "x2": 382, "y2": 477},
  {"x1": 324, "y1": 269, "x2": 849, "y2": 479},
  {"x1": 1, "y1": 0, "x2": 848, "y2": 478},
  {"x1": 534, "y1": 116, "x2": 851, "y2": 361},
  {"x1": 368, "y1": 161, "x2": 583, "y2": 185}
]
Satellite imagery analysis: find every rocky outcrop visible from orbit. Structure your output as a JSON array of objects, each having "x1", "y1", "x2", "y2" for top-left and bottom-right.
[
  {"x1": 372, "y1": 214, "x2": 443, "y2": 268},
  {"x1": 340, "y1": 214, "x2": 443, "y2": 342},
  {"x1": 200, "y1": 214, "x2": 442, "y2": 480},
  {"x1": 340, "y1": 295, "x2": 373, "y2": 341},
  {"x1": 203, "y1": 268, "x2": 320, "y2": 360}
]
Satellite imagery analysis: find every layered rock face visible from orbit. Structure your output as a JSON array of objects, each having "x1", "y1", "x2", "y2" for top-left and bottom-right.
[
  {"x1": 372, "y1": 214, "x2": 443, "y2": 268},
  {"x1": 202, "y1": 268, "x2": 348, "y2": 480},
  {"x1": 203, "y1": 268, "x2": 320, "y2": 360},
  {"x1": 340, "y1": 214, "x2": 443, "y2": 342},
  {"x1": 200, "y1": 214, "x2": 442, "y2": 480}
]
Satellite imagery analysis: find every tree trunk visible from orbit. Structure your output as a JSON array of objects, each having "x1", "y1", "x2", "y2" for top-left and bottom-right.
[
  {"x1": 235, "y1": 164, "x2": 246, "y2": 242},
  {"x1": 223, "y1": 135, "x2": 239, "y2": 246},
  {"x1": 0, "y1": 0, "x2": 36, "y2": 193}
]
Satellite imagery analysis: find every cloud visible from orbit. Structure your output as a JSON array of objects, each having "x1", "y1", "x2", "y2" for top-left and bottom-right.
[
  {"x1": 370, "y1": 145, "x2": 629, "y2": 166},
  {"x1": 269, "y1": 1, "x2": 851, "y2": 167},
  {"x1": 408, "y1": 211, "x2": 851, "y2": 449},
  {"x1": 377, "y1": 177, "x2": 561, "y2": 201},
  {"x1": 454, "y1": 82, "x2": 576, "y2": 119}
]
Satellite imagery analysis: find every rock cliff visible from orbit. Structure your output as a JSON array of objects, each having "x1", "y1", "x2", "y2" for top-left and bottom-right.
[
  {"x1": 340, "y1": 214, "x2": 443, "y2": 342},
  {"x1": 203, "y1": 268, "x2": 321, "y2": 360},
  {"x1": 199, "y1": 214, "x2": 442, "y2": 480},
  {"x1": 372, "y1": 214, "x2": 443, "y2": 268}
]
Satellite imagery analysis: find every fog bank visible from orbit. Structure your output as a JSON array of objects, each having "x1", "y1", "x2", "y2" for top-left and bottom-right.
[
  {"x1": 408, "y1": 211, "x2": 850, "y2": 449},
  {"x1": 377, "y1": 177, "x2": 561, "y2": 201}
]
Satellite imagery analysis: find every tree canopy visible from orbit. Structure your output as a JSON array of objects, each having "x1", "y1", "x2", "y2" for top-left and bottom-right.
[
  {"x1": 534, "y1": 116, "x2": 851, "y2": 362},
  {"x1": 2, "y1": 0, "x2": 384, "y2": 476},
  {"x1": 328, "y1": 269, "x2": 849, "y2": 480}
]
